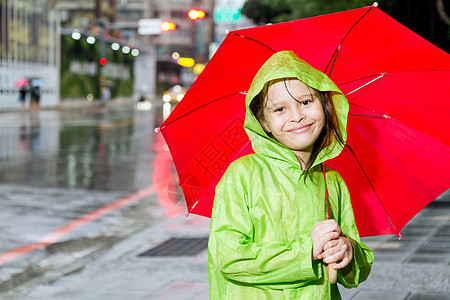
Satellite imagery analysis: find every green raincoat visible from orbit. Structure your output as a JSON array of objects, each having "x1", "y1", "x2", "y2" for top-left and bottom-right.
[{"x1": 208, "y1": 51, "x2": 374, "y2": 299}]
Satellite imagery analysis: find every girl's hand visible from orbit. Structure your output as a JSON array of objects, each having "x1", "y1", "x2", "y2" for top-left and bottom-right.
[
  {"x1": 320, "y1": 236, "x2": 353, "y2": 269},
  {"x1": 311, "y1": 220, "x2": 342, "y2": 260}
]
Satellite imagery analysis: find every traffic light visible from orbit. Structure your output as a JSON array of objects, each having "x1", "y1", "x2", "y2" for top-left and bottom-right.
[
  {"x1": 161, "y1": 21, "x2": 176, "y2": 32},
  {"x1": 188, "y1": 9, "x2": 206, "y2": 20},
  {"x1": 99, "y1": 57, "x2": 107, "y2": 65}
]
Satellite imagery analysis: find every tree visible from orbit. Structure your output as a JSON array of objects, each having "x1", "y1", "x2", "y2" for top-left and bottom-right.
[
  {"x1": 241, "y1": 0, "x2": 292, "y2": 25},
  {"x1": 241, "y1": 0, "x2": 369, "y2": 24}
]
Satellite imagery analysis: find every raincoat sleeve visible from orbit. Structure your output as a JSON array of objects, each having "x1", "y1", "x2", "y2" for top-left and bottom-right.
[
  {"x1": 332, "y1": 172, "x2": 374, "y2": 288},
  {"x1": 209, "y1": 161, "x2": 322, "y2": 290}
]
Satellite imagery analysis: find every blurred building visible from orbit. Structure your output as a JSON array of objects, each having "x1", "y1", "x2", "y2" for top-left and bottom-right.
[
  {"x1": 56, "y1": 0, "x2": 141, "y2": 102},
  {"x1": 145, "y1": 0, "x2": 215, "y2": 93},
  {"x1": 152, "y1": 0, "x2": 213, "y2": 60},
  {"x1": 56, "y1": 0, "x2": 215, "y2": 103},
  {"x1": 0, "y1": 0, "x2": 250, "y2": 111},
  {"x1": 0, "y1": 0, "x2": 59, "y2": 110}
]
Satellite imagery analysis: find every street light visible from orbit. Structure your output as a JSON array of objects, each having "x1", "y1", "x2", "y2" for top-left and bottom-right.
[
  {"x1": 172, "y1": 52, "x2": 180, "y2": 60},
  {"x1": 111, "y1": 42, "x2": 120, "y2": 51},
  {"x1": 71, "y1": 31, "x2": 81, "y2": 40},
  {"x1": 86, "y1": 36, "x2": 96, "y2": 44},
  {"x1": 131, "y1": 49, "x2": 140, "y2": 56},
  {"x1": 122, "y1": 46, "x2": 130, "y2": 54}
]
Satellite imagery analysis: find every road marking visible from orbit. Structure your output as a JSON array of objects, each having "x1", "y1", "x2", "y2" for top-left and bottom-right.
[{"x1": 0, "y1": 186, "x2": 155, "y2": 266}]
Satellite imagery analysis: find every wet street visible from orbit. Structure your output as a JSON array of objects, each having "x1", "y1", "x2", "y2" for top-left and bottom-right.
[{"x1": 0, "y1": 103, "x2": 189, "y2": 296}]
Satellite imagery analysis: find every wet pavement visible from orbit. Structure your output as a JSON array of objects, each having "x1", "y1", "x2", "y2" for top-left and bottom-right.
[
  {"x1": 0, "y1": 102, "x2": 449, "y2": 299},
  {"x1": 0, "y1": 104, "x2": 167, "y2": 254}
]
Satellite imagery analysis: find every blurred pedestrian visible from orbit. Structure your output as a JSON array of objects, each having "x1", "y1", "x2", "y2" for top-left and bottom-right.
[
  {"x1": 208, "y1": 51, "x2": 373, "y2": 299},
  {"x1": 101, "y1": 86, "x2": 111, "y2": 107},
  {"x1": 30, "y1": 86, "x2": 41, "y2": 112},
  {"x1": 19, "y1": 87, "x2": 28, "y2": 112}
]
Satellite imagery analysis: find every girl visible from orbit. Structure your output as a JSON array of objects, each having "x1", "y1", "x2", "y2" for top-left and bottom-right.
[{"x1": 208, "y1": 51, "x2": 373, "y2": 299}]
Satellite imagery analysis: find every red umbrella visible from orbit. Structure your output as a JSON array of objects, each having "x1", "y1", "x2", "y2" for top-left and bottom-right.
[
  {"x1": 15, "y1": 78, "x2": 29, "y2": 88},
  {"x1": 159, "y1": 4, "x2": 450, "y2": 237}
]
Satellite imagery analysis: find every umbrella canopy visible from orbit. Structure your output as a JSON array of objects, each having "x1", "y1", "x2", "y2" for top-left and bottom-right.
[
  {"x1": 30, "y1": 78, "x2": 44, "y2": 87},
  {"x1": 160, "y1": 5, "x2": 450, "y2": 237},
  {"x1": 15, "y1": 78, "x2": 29, "y2": 88}
]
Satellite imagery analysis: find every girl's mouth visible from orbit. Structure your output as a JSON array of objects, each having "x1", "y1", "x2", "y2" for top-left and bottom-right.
[{"x1": 288, "y1": 124, "x2": 313, "y2": 133}]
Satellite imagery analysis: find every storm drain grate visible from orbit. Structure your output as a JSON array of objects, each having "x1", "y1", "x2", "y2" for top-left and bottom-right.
[{"x1": 138, "y1": 237, "x2": 209, "y2": 257}]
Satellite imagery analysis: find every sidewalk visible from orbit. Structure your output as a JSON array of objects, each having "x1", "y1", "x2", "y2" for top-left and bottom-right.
[{"x1": 3, "y1": 190, "x2": 450, "y2": 300}]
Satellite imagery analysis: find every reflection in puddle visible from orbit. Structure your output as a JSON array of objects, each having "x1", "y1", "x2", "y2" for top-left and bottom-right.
[
  {"x1": 0, "y1": 109, "x2": 155, "y2": 192},
  {"x1": 152, "y1": 131, "x2": 185, "y2": 217},
  {"x1": 163, "y1": 102, "x2": 172, "y2": 120}
]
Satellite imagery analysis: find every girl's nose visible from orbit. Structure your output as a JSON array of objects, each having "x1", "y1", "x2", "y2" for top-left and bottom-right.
[{"x1": 290, "y1": 109, "x2": 305, "y2": 122}]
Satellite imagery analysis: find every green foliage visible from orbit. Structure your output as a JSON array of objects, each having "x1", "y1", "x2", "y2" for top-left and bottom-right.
[
  {"x1": 242, "y1": 0, "x2": 373, "y2": 24},
  {"x1": 60, "y1": 72, "x2": 98, "y2": 98},
  {"x1": 60, "y1": 35, "x2": 135, "y2": 100},
  {"x1": 60, "y1": 35, "x2": 99, "y2": 98},
  {"x1": 242, "y1": 0, "x2": 292, "y2": 24}
]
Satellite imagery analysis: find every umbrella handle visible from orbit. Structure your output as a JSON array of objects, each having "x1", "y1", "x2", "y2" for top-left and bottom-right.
[
  {"x1": 327, "y1": 262, "x2": 337, "y2": 284},
  {"x1": 323, "y1": 164, "x2": 338, "y2": 284}
]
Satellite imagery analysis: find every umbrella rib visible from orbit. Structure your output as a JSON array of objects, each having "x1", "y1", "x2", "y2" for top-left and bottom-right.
[
  {"x1": 339, "y1": 69, "x2": 450, "y2": 87},
  {"x1": 344, "y1": 69, "x2": 448, "y2": 119},
  {"x1": 160, "y1": 92, "x2": 245, "y2": 128},
  {"x1": 348, "y1": 113, "x2": 390, "y2": 119},
  {"x1": 326, "y1": 6, "x2": 374, "y2": 77},
  {"x1": 348, "y1": 102, "x2": 391, "y2": 119},
  {"x1": 344, "y1": 73, "x2": 386, "y2": 96},
  {"x1": 229, "y1": 32, "x2": 276, "y2": 53},
  {"x1": 346, "y1": 144, "x2": 400, "y2": 237}
]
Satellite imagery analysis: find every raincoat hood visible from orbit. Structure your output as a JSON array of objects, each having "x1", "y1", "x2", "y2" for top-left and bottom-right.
[{"x1": 244, "y1": 51, "x2": 349, "y2": 168}]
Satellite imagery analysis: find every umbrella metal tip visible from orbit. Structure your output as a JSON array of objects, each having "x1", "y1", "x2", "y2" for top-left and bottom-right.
[
  {"x1": 372, "y1": 2, "x2": 378, "y2": 7},
  {"x1": 154, "y1": 127, "x2": 161, "y2": 133}
]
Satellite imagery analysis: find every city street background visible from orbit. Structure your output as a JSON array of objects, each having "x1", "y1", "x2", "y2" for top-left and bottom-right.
[{"x1": 1, "y1": 0, "x2": 449, "y2": 299}]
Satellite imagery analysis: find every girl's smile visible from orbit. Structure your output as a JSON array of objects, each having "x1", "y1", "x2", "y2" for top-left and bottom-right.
[
  {"x1": 287, "y1": 123, "x2": 314, "y2": 133},
  {"x1": 261, "y1": 79, "x2": 325, "y2": 166}
]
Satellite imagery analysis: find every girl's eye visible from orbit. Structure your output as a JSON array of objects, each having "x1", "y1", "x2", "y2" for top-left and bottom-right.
[
  {"x1": 274, "y1": 107, "x2": 285, "y2": 112},
  {"x1": 301, "y1": 100, "x2": 311, "y2": 106}
]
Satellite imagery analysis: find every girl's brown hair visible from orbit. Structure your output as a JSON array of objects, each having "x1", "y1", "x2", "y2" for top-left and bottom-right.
[{"x1": 250, "y1": 78, "x2": 345, "y2": 171}]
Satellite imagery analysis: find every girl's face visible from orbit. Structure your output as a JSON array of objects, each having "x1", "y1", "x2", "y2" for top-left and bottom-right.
[{"x1": 261, "y1": 79, "x2": 325, "y2": 160}]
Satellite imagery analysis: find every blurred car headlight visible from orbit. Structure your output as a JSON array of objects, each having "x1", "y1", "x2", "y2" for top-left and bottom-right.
[
  {"x1": 163, "y1": 92, "x2": 171, "y2": 103},
  {"x1": 135, "y1": 101, "x2": 152, "y2": 111}
]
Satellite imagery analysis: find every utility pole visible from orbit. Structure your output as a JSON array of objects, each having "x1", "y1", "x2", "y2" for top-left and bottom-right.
[{"x1": 95, "y1": 0, "x2": 102, "y2": 19}]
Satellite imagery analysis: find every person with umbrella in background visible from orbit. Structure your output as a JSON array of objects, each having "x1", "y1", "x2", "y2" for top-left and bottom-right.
[
  {"x1": 15, "y1": 78, "x2": 29, "y2": 112},
  {"x1": 208, "y1": 51, "x2": 373, "y2": 299},
  {"x1": 18, "y1": 86, "x2": 28, "y2": 112},
  {"x1": 30, "y1": 86, "x2": 41, "y2": 112}
]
